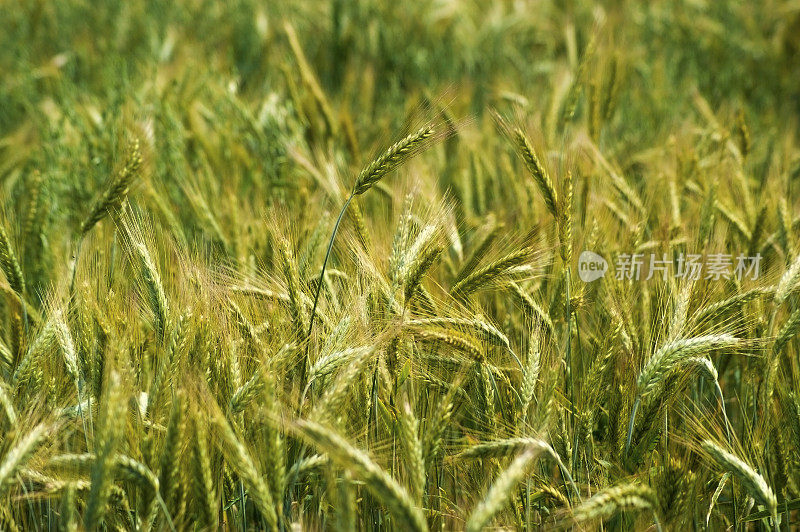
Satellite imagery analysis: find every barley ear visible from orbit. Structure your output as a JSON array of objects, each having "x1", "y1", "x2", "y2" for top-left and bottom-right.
[
  {"x1": 404, "y1": 245, "x2": 443, "y2": 305},
  {"x1": 353, "y1": 126, "x2": 436, "y2": 195},
  {"x1": 512, "y1": 128, "x2": 558, "y2": 218},
  {"x1": 126, "y1": 229, "x2": 169, "y2": 341},
  {"x1": 81, "y1": 139, "x2": 142, "y2": 235},
  {"x1": 559, "y1": 170, "x2": 574, "y2": 263},
  {"x1": 450, "y1": 248, "x2": 530, "y2": 298},
  {"x1": 775, "y1": 252, "x2": 800, "y2": 305},
  {"x1": 518, "y1": 331, "x2": 541, "y2": 426},
  {"x1": 398, "y1": 401, "x2": 425, "y2": 504},
  {"x1": 0, "y1": 422, "x2": 51, "y2": 496},
  {"x1": 735, "y1": 109, "x2": 751, "y2": 159},
  {"x1": 700, "y1": 440, "x2": 777, "y2": 528},
  {"x1": 85, "y1": 369, "x2": 127, "y2": 527},
  {"x1": 190, "y1": 414, "x2": 216, "y2": 527},
  {"x1": 209, "y1": 407, "x2": 279, "y2": 528},
  {"x1": 571, "y1": 482, "x2": 658, "y2": 527},
  {"x1": 158, "y1": 392, "x2": 185, "y2": 510},
  {"x1": 626, "y1": 334, "x2": 739, "y2": 454},
  {"x1": 0, "y1": 224, "x2": 25, "y2": 295},
  {"x1": 307, "y1": 126, "x2": 437, "y2": 344},
  {"x1": 278, "y1": 236, "x2": 309, "y2": 339},
  {"x1": 465, "y1": 443, "x2": 546, "y2": 532},
  {"x1": 293, "y1": 419, "x2": 428, "y2": 532}
]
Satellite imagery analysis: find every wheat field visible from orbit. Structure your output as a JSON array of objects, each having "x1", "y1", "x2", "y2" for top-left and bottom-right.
[{"x1": 1, "y1": 1, "x2": 800, "y2": 530}]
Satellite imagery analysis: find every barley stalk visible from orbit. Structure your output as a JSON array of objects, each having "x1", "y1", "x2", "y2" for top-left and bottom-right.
[
  {"x1": 626, "y1": 335, "x2": 739, "y2": 454},
  {"x1": 456, "y1": 221, "x2": 502, "y2": 284}
]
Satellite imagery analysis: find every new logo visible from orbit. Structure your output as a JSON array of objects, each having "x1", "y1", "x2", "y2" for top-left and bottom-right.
[{"x1": 578, "y1": 251, "x2": 608, "y2": 282}]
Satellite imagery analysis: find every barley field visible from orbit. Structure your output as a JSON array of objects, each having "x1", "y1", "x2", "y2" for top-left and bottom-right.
[{"x1": 1, "y1": 1, "x2": 800, "y2": 530}]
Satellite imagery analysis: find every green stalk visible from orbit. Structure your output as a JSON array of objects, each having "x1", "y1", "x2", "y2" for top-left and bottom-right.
[
  {"x1": 306, "y1": 194, "x2": 354, "y2": 346},
  {"x1": 564, "y1": 267, "x2": 576, "y2": 476}
]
